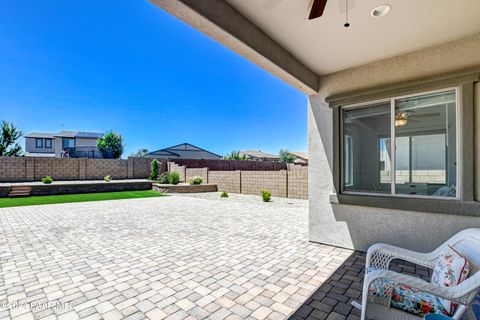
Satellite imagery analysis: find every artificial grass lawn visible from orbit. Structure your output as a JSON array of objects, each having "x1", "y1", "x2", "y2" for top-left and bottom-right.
[{"x1": 0, "y1": 190, "x2": 165, "y2": 208}]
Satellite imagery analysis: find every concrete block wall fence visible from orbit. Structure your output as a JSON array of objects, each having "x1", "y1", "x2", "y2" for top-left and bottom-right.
[
  {"x1": 168, "y1": 162, "x2": 186, "y2": 182},
  {"x1": 185, "y1": 168, "x2": 209, "y2": 183},
  {"x1": 171, "y1": 164, "x2": 308, "y2": 200},
  {"x1": 0, "y1": 156, "x2": 157, "y2": 182}
]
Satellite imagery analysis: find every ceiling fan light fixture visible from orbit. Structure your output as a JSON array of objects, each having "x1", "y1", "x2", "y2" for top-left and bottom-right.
[
  {"x1": 371, "y1": 4, "x2": 391, "y2": 17},
  {"x1": 395, "y1": 111, "x2": 408, "y2": 127}
]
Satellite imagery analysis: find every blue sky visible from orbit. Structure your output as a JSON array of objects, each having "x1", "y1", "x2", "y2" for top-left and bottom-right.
[{"x1": 0, "y1": 0, "x2": 307, "y2": 157}]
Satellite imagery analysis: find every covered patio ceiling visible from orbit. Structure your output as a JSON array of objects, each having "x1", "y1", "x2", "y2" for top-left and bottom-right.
[
  {"x1": 226, "y1": 0, "x2": 480, "y2": 75},
  {"x1": 150, "y1": 0, "x2": 480, "y2": 94}
]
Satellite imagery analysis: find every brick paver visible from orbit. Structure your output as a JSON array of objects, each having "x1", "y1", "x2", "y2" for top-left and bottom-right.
[
  {"x1": 0, "y1": 194, "x2": 352, "y2": 319},
  {"x1": 288, "y1": 252, "x2": 480, "y2": 320}
]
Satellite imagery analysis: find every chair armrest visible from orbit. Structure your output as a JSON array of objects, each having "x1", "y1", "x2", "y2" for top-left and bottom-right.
[
  {"x1": 365, "y1": 269, "x2": 463, "y2": 303},
  {"x1": 366, "y1": 243, "x2": 435, "y2": 270}
]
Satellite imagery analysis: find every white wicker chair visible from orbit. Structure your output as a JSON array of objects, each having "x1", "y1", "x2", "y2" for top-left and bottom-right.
[{"x1": 353, "y1": 228, "x2": 480, "y2": 320}]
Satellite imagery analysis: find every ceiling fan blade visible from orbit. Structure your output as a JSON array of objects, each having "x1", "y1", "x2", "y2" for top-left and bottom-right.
[
  {"x1": 410, "y1": 113, "x2": 442, "y2": 118},
  {"x1": 309, "y1": 0, "x2": 328, "y2": 20}
]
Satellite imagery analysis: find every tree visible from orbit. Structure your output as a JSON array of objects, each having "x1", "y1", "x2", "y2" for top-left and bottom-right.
[
  {"x1": 0, "y1": 120, "x2": 23, "y2": 156},
  {"x1": 224, "y1": 150, "x2": 247, "y2": 161},
  {"x1": 97, "y1": 131, "x2": 124, "y2": 159},
  {"x1": 130, "y1": 148, "x2": 150, "y2": 158},
  {"x1": 279, "y1": 149, "x2": 296, "y2": 163},
  {"x1": 149, "y1": 159, "x2": 160, "y2": 180}
]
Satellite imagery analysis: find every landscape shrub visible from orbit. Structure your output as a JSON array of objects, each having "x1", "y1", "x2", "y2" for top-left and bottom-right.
[
  {"x1": 220, "y1": 191, "x2": 229, "y2": 198},
  {"x1": 41, "y1": 176, "x2": 53, "y2": 184},
  {"x1": 104, "y1": 175, "x2": 112, "y2": 182},
  {"x1": 261, "y1": 190, "x2": 271, "y2": 202},
  {"x1": 189, "y1": 177, "x2": 203, "y2": 185},
  {"x1": 157, "y1": 172, "x2": 169, "y2": 184},
  {"x1": 149, "y1": 160, "x2": 160, "y2": 180},
  {"x1": 167, "y1": 172, "x2": 180, "y2": 185}
]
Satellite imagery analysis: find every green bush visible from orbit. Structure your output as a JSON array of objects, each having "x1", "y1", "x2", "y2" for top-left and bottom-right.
[
  {"x1": 189, "y1": 177, "x2": 203, "y2": 185},
  {"x1": 157, "y1": 172, "x2": 169, "y2": 184},
  {"x1": 104, "y1": 175, "x2": 112, "y2": 182},
  {"x1": 167, "y1": 172, "x2": 180, "y2": 185},
  {"x1": 261, "y1": 190, "x2": 271, "y2": 202},
  {"x1": 149, "y1": 160, "x2": 160, "y2": 180},
  {"x1": 41, "y1": 176, "x2": 53, "y2": 184},
  {"x1": 220, "y1": 191, "x2": 229, "y2": 198}
]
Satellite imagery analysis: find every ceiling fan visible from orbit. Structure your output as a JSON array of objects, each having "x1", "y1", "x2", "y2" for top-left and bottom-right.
[{"x1": 262, "y1": 0, "x2": 355, "y2": 26}]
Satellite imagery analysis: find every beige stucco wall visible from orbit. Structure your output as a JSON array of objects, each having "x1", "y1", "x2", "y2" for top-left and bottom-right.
[
  {"x1": 54, "y1": 138, "x2": 63, "y2": 157},
  {"x1": 309, "y1": 34, "x2": 480, "y2": 252},
  {"x1": 319, "y1": 33, "x2": 480, "y2": 97},
  {"x1": 75, "y1": 138, "x2": 98, "y2": 148},
  {"x1": 25, "y1": 137, "x2": 55, "y2": 155}
]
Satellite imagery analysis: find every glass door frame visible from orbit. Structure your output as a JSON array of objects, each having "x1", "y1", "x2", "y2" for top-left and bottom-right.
[{"x1": 340, "y1": 86, "x2": 461, "y2": 200}]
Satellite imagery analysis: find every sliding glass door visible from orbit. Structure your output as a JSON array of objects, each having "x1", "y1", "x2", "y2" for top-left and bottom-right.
[{"x1": 343, "y1": 89, "x2": 458, "y2": 198}]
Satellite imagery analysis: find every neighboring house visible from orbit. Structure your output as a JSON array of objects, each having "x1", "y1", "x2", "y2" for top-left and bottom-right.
[
  {"x1": 291, "y1": 152, "x2": 308, "y2": 165},
  {"x1": 25, "y1": 131, "x2": 104, "y2": 158},
  {"x1": 152, "y1": 1, "x2": 480, "y2": 252},
  {"x1": 240, "y1": 150, "x2": 279, "y2": 161},
  {"x1": 149, "y1": 143, "x2": 222, "y2": 160}
]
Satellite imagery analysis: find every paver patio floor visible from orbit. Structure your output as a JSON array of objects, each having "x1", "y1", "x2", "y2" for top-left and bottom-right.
[{"x1": 0, "y1": 194, "x2": 353, "y2": 320}]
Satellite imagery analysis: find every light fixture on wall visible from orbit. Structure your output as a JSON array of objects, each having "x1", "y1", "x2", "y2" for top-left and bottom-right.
[
  {"x1": 371, "y1": 4, "x2": 391, "y2": 17},
  {"x1": 395, "y1": 112, "x2": 408, "y2": 127}
]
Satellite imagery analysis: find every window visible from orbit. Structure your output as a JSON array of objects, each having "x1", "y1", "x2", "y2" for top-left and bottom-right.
[
  {"x1": 342, "y1": 89, "x2": 458, "y2": 198},
  {"x1": 62, "y1": 138, "x2": 75, "y2": 150},
  {"x1": 35, "y1": 138, "x2": 43, "y2": 148},
  {"x1": 45, "y1": 138, "x2": 52, "y2": 148}
]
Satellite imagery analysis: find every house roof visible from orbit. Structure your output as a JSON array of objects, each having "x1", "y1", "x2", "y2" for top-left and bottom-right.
[
  {"x1": 291, "y1": 152, "x2": 308, "y2": 160},
  {"x1": 240, "y1": 150, "x2": 279, "y2": 159},
  {"x1": 26, "y1": 131, "x2": 103, "y2": 139},
  {"x1": 25, "y1": 132, "x2": 56, "y2": 138},
  {"x1": 53, "y1": 131, "x2": 103, "y2": 139},
  {"x1": 150, "y1": 143, "x2": 222, "y2": 159}
]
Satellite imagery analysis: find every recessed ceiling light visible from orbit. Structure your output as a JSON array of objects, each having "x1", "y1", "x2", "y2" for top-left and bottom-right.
[{"x1": 371, "y1": 4, "x2": 391, "y2": 17}]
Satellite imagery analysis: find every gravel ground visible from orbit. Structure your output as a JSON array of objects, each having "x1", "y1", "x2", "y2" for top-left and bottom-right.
[{"x1": 172, "y1": 192, "x2": 308, "y2": 208}]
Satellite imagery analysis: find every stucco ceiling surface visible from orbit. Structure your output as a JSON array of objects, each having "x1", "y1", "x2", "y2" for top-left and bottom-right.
[{"x1": 226, "y1": 0, "x2": 480, "y2": 75}]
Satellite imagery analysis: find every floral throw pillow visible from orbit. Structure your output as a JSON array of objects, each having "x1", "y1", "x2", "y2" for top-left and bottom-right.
[{"x1": 431, "y1": 246, "x2": 470, "y2": 315}]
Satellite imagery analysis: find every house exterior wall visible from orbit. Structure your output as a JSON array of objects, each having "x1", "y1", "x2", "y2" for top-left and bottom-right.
[
  {"x1": 25, "y1": 137, "x2": 55, "y2": 155},
  {"x1": 54, "y1": 138, "x2": 63, "y2": 157},
  {"x1": 75, "y1": 138, "x2": 99, "y2": 150},
  {"x1": 308, "y1": 35, "x2": 480, "y2": 252}
]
